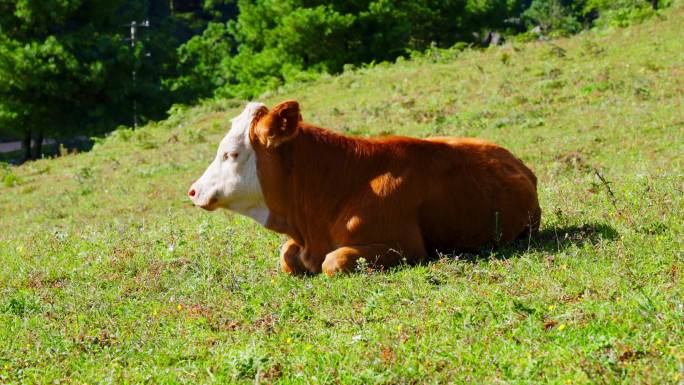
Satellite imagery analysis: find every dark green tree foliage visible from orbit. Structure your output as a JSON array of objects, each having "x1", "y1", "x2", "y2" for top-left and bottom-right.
[
  {"x1": 168, "y1": 21, "x2": 234, "y2": 101},
  {"x1": 170, "y1": 0, "x2": 530, "y2": 100},
  {"x1": 521, "y1": 0, "x2": 666, "y2": 36},
  {"x1": 0, "y1": 0, "x2": 142, "y2": 159},
  {"x1": 164, "y1": 0, "x2": 238, "y2": 102},
  {"x1": 522, "y1": 0, "x2": 583, "y2": 35},
  {"x1": 584, "y1": 0, "x2": 668, "y2": 28},
  {"x1": 0, "y1": 0, "x2": 211, "y2": 160}
]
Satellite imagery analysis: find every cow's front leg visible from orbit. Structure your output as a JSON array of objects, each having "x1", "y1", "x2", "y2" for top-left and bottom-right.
[
  {"x1": 321, "y1": 244, "x2": 409, "y2": 276},
  {"x1": 279, "y1": 239, "x2": 307, "y2": 275}
]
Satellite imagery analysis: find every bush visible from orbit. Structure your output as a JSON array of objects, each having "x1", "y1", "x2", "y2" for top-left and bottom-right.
[
  {"x1": 585, "y1": 0, "x2": 664, "y2": 28},
  {"x1": 1, "y1": 162, "x2": 18, "y2": 187},
  {"x1": 523, "y1": 0, "x2": 583, "y2": 36},
  {"x1": 521, "y1": 0, "x2": 667, "y2": 38}
]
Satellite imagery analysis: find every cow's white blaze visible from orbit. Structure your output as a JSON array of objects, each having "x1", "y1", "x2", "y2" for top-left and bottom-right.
[{"x1": 189, "y1": 102, "x2": 269, "y2": 225}]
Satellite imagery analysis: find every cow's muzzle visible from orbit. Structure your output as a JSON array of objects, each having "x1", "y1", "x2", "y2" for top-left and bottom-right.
[{"x1": 188, "y1": 183, "x2": 219, "y2": 211}]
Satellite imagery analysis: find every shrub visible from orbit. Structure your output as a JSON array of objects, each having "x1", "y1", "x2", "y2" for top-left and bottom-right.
[
  {"x1": 585, "y1": 0, "x2": 664, "y2": 28},
  {"x1": 1, "y1": 162, "x2": 18, "y2": 187},
  {"x1": 523, "y1": 0, "x2": 583, "y2": 36}
]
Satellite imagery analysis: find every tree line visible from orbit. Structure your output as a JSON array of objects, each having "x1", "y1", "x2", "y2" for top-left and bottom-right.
[{"x1": 0, "y1": 0, "x2": 669, "y2": 161}]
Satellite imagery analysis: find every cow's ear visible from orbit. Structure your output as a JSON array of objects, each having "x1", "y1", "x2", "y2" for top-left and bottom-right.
[
  {"x1": 250, "y1": 104, "x2": 269, "y2": 132},
  {"x1": 254, "y1": 100, "x2": 302, "y2": 148}
]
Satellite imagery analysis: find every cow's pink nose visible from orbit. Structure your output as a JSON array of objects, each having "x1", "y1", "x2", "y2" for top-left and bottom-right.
[{"x1": 188, "y1": 188, "x2": 197, "y2": 198}]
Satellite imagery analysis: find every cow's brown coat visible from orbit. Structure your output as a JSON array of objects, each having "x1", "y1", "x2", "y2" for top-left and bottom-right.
[{"x1": 250, "y1": 100, "x2": 541, "y2": 275}]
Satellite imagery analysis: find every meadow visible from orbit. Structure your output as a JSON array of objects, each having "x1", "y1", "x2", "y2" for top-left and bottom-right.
[{"x1": 1, "y1": 4, "x2": 683, "y2": 384}]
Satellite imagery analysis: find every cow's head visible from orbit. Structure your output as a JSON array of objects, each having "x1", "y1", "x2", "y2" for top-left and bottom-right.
[
  {"x1": 188, "y1": 102, "x2": 269, "y2": 221},
  {"x1": 188, "y1": 100, "x2": 302, "y2": 223}
]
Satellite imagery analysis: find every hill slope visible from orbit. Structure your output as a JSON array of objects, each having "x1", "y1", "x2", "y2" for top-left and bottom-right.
[{"x1": 1, "y1": 5, "x2": 683, "y2": 384}]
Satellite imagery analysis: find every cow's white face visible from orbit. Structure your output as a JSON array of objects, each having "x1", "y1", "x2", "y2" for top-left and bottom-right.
[{"x1": 188, "y1": 102, "x2": 269, "y2": 225}]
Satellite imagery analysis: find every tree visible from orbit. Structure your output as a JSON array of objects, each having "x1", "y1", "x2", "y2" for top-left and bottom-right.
[
  {"x1": 0, "y1": 0, "x2": 134, "y2": 160},
  {"x1": 0, "y1": 0, "x2": 190, "y2": 161},
  {"x1": 169, "y1": 0, "x2": 531, "y2": 100}
]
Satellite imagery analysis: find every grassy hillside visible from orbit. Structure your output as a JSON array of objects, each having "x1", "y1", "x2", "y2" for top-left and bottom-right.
[{"x1": 1, "y1": 5, "x2": 683, "y2": 384}]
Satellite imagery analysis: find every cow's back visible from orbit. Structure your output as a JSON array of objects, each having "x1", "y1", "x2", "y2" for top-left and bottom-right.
[{"x1": 416, "y1": 137, "x2": 540, "y2": 252}]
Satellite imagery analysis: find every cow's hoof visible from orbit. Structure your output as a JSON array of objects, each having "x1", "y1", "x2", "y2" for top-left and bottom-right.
[
  {"x1": 321, "y1": 253, "x2": 353, "y2": 277},
  {"x1": 279, "y1": 239, "x2": 306, "y2": 275}
]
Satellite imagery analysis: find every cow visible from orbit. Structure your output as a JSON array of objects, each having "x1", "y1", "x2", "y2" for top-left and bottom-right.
[{"x1": 188, "y1": 100, "x2": 541, "y2": 276}]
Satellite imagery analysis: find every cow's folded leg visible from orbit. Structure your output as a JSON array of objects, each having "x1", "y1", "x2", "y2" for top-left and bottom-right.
[
  {"x1": 321, "y1": 244, "x2": 408, "y2": 276},
  {"x1": 279, "y1": 239, "x2": 307, "y2": 275}
]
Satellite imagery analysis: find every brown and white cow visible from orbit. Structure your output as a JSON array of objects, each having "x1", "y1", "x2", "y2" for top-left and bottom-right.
[{"x1": 188, "y1": 100, "x2": 541, "y2": 275}]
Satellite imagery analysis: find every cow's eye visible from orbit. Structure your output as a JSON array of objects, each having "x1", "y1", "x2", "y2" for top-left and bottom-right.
[{"x1": 223, "y1": 152, "x2": 239, "y2": 160}]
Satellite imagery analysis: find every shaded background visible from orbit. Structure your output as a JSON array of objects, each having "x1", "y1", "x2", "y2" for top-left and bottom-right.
[{"x1": 0, "y1": 0, "x2": 670, "y2": 162}]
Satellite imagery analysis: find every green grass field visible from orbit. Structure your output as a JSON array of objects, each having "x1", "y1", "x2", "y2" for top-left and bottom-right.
[{"x1": 1, "y1": 5, "x2": 683, "y2": 384}]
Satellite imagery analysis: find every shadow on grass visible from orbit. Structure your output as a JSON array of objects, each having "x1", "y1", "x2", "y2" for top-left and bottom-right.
[
  {"x1": 0, "y1": 137, "x2": 94, "y2": 165},
  {"x1": 483, "y1": 222, "x2": 619, "y2": 260},
  {"x1": 293, "y1": 223, "x2": 619, "y2": 276}
]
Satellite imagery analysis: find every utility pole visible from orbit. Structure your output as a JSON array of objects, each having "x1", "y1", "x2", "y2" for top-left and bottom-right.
[{"x1": 126, "y1": 20, "x2": 150, "y2": 129}]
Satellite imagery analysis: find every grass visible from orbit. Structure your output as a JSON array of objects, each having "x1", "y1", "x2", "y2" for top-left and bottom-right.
[{"x1": 1, "y1": 5, "x2": 683, "y2": 384}]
